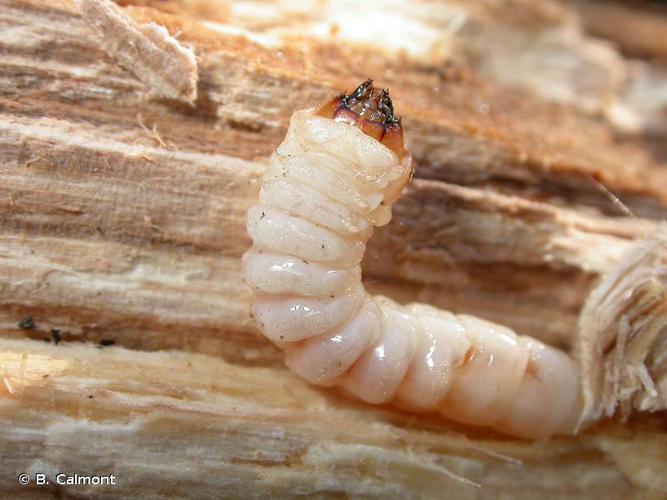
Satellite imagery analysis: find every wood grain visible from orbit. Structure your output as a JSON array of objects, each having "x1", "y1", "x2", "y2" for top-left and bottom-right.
[{"x1": 1, "y1": 338, "x2": 665, "y2": 499}]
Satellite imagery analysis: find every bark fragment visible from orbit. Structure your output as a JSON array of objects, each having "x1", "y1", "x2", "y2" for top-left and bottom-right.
[{"x1": 77, "y1": 0, "x2": 198, "y2": 103}]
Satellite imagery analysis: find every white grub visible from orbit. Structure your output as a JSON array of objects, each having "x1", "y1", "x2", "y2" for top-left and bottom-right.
[{"x1": 243, "y1": 104, "x2": 583, "y2": 440}]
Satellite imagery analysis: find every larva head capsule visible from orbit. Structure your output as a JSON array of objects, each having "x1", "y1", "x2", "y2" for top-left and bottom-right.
[{"x1": 317, "y1": 79, "x2": 407, "y2": 159}]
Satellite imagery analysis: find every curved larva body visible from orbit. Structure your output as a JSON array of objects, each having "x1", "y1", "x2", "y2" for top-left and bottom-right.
[{"x1": 243, "y1": 108, "x2": 581, "y2": 439}]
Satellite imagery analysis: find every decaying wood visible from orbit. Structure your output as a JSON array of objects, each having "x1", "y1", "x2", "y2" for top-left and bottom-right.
[
  {"x1": 124, "y1": 0, "x2": 667, "y2": 136},
  {"x1": 570, "y1": 0, "x2": 667, "y2": 61},
  {"x1": 1, "y1": 338, "x2": 666, "y2": 499},
  {"x1": 3, "y1": 1, "x2": 667, "y2": 216},
  {"x1": 1, "y1": 0, "x2": 666, "y2": 497},
  {"x1": 565, "y1": 0, "x2": 667, "y2": 136},
  {"x1": 123, "y1": 0, "x2": 624, "y2": 114},
  {"x1": 1, "y1": 160, "x2": 656, "y2": 361},
  {"x1": 579, "y1": 228, "x2": 667, "y2": 420},
  {"x1": 77, "y1": 0, "x2": 198, "y2": 103}
]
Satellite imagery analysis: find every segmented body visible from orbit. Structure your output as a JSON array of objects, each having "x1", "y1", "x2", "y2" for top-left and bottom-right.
[{"x1": 243, "y1": 83, "x2": 581, "y2": 439}]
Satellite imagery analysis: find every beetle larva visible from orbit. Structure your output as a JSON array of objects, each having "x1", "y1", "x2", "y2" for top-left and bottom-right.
[{"x1": 243, "y1": 80, "x2": 581, "y2": 439}]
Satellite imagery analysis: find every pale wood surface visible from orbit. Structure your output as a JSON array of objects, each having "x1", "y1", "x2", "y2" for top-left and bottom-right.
[{"x1": 2, "y1": 338, "x2": 666, "y2": 499}]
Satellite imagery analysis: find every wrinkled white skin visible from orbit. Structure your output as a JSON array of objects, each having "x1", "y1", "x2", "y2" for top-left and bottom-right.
[{"x1": 243, "y1": 109, "x2": 581, "y2": 439}]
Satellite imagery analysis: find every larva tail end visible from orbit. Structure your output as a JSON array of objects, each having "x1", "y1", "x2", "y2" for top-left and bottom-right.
[{"x1": 316, "y1": 79, "x2": 406, "y2": 158}]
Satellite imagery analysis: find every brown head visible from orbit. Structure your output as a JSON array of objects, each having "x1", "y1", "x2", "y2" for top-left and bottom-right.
[{"x1": 316, "y1": 79, "x2": 406, "y2": 158}]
